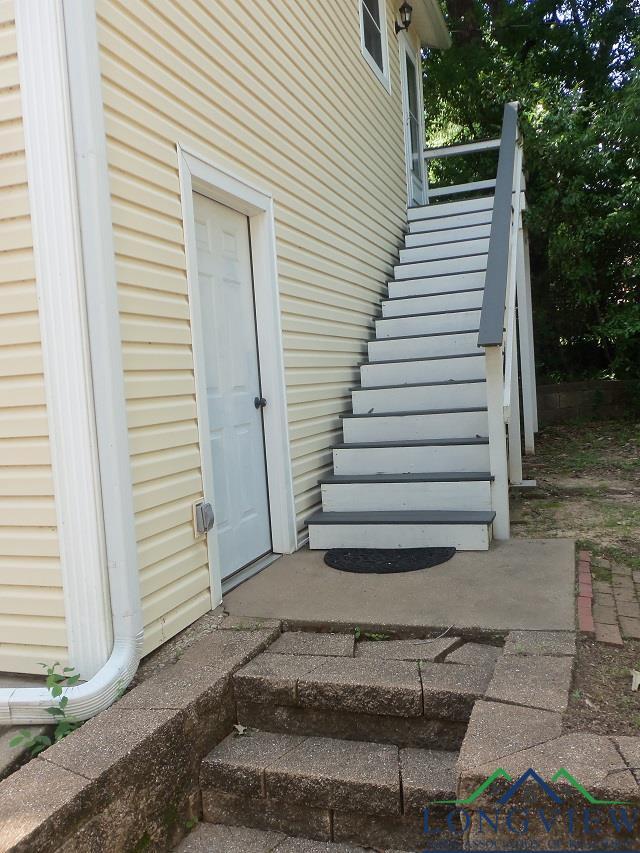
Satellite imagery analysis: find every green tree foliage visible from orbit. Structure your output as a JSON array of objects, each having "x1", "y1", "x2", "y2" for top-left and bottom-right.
[{"x1": 423, "y1": 0, "x2": 639, "y2": 381}]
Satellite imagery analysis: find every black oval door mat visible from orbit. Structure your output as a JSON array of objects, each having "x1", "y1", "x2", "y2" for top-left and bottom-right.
[{"x1": 324, "y1": 547, "x2": 456, "y2": 574}]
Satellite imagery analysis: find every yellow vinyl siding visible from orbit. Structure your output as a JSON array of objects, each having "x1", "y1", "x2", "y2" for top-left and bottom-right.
[
  {"x1": 0, "y1": 0, "x2": 67, "y2": 674},
  {"x1": 95, "y1": 0, "x2": 411, "y2": 652}
]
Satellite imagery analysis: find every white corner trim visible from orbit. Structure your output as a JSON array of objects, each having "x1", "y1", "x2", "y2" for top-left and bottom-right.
[
  {"x1": 177, "y1": 145, "x2": 298, "y2": 604},
  {"x1": 2, "y1": 0, "x2": 142, "y2": 724},
  {"x1": 15, "y1": 0, "x2": 111, "y2": 679}
]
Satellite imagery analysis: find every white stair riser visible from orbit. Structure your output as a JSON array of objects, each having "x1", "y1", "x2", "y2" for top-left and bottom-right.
[
  {"x1": 410, "y1": 209, "x2": 493, "y2": 234},
  {"x1": 369, "y1": 332, "x2": 480, "y2": 361},
  {"x1": 343, "y1": 409, "x2": 488, "y2": 442},
  {"x1": 407, "y1": 196, "x2": 494, "y2": 221},
  {"x1": 388, "y1": 271, "x2": 485, "y2": 298},
  {"x1": 321, "y1": 480, "x2": 492, "y2": 512},
  {"x1": 400, "y1": 239, "x2": 490, "y2": 264},
  {"x1": 405, "y1": 223, "x2": 491, "y2": 248},
  {"x1": 382, "y1": 290, "x2": 483, "y2": 316},
  {"x1": 309, "y1": 522, "x2": 491, "y2": 550},
  {"x1": 333, "y1": 443, "x2": 490, "y2": 474},
  {"x1": 376, "y1": 310, "x2": 481, "y2": 337},
  {"x1": 361, "y1": 354, "x2": 485, "y2": 387},
  {"x1": 352, "y1": 381, "x2": 486, "y2": 413},
  {"x1": 395, "y1": 254, "x2": 487, "y2": 280}
]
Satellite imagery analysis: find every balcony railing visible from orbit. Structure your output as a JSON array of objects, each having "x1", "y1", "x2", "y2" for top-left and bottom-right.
[{"x1": 423, "y1": 104, "x2": 539, "y2": 539}]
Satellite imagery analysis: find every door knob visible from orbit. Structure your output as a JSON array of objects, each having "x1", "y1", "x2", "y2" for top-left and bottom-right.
[{"x1": 254, "y1": 396, "x2": 267, "y2": 409}]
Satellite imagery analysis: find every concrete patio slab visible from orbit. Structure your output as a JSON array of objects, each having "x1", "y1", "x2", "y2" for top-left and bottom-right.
[{"x1": 224, "y1": 539, "x2": 575, "y2": 633}]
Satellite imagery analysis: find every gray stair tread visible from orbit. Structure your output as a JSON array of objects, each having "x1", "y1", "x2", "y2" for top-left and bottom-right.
[
  {"x1": 385, "y1": 286, "x2": 484, "y2": 301},
  {"x1": 343, "y1": 406, "x2": 487, "y2": 418},
  {"x1": 363, "y1": 351, "x2": 483, "y2": 366},
  {"x1": 320, "y1": 472, "x2": 493, "y2": 484},
  {"x1": 353, "y1": 378, "x2": 486, "y2": 391},
  {"x1": 307, "y1": 510, "x2": 496, "y2": 525},
  {"x1": 396, "y1": 252, "x2": 488, "y2": 268},
  {"x1": 371, "y1": 328, "x2": 479, "y2": 342},
  {"x1": 388, "y1": 268, "x2": 486, "y2": 283},
  {"x1": 409, "y1": 195, "x2": 495, "y2": 213},
  {"x1": 378, "y1": 307, "x2": 481, "y2": 321},
  {"x1": 335, "y1": 437, "x2": 488, "y2": 448},
  {"x1": 404, "y1": 233, "x2": 489, "y2": 249}
]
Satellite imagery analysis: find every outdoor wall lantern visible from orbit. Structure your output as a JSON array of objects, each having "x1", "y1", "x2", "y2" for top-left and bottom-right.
[{"x1": 395, "y1": 2, "x2": 413, "y2": 33}]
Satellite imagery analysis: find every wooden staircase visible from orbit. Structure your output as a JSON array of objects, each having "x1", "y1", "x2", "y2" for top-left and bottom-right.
[
  {"x1": 307, "y1": 103, "x2": 538, "y2": 552},
  {"x1": 307, "y1": 195, "x2": 497, "y2": 551}
]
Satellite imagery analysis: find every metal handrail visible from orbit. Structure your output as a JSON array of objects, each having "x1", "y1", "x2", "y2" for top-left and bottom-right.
[
  {"x1": 477, "y1": 102, "x2": 520, "y2": 347},
  {"x1": 423, "y1": 138, "x2": 501, "y2": 159}
]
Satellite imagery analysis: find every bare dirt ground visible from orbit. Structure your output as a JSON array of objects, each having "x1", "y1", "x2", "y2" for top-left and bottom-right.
[{"x1": 511, "y1": 418, "x2": 640, "y2": 735}]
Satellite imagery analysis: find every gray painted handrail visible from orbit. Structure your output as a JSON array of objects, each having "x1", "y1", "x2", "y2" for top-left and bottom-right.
[{"x1": 478, "y1": 103, "x2": 520, "y2": 347}]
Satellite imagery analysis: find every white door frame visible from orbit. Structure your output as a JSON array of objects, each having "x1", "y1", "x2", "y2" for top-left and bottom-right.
[
  {"x1": 399, "y1": 31, "x2": 427, "y2": 206},
  {"x1": 177, "y1": 146, "x2": 297, "y2": 606}
]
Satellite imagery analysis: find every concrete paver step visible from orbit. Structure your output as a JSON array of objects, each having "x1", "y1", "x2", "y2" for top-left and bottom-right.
[
  {"x1": 229, "y1": 635, "x2": 502, "y2": 749},
  {"x1": 174, "y1": 822, "x2": 411, "y2": 851},
  {"x1": 199, "y1": 730, "x2": 459, "y2": 850}
]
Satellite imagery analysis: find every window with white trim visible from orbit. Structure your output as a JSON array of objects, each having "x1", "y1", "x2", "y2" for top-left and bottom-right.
[{"x1": 359, "y1": 0, "x2": 390, "y2": 91}]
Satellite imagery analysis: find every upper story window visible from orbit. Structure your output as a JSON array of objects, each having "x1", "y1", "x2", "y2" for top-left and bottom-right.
[{"x1": 359, "y1": 0, "x2": 391, "y2": 92}]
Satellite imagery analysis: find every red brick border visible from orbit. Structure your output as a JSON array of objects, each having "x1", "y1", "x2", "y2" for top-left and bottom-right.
[{"x1": 580, "y1": 550, "x2": 624, "y2": 646}]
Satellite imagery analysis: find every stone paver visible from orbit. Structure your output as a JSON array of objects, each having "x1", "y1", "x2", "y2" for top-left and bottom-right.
[
  {"x1": 119, "y1": 659, "x2": 230, "y2": 712},
  {"x1": 619, "y1": 616, "x2": 640, "y2": 639},
  {"x1": 633, "y1": 571, "x2": 640, "y2": 585},
  {"x1": 613, "y1": 736, "x2": 640, "y2": 784},
  {"x1": 266, "y1": 736, "x2": 401, "y2": 816},
  {"x1": 217, "y1": 616, "x2": 282, "y2": 632},
  {"x1": 0, "y1": 756, "x2": 94, "y2": 853},
  {"x1": 355, "y1": 637, "x2": 461, "y2": 662},
  {"x1": 484, "y1": 654, "x2": 573, "y2": 713},
  {"x1": 469, "y1": 732, "x2": 637, "y2": 800},
  {"x1": 594, "y1": 591, "x2": 615, "y2": 606},
  {"x1": 233, "y1": 654, "x2": 327, "y2": 706},
  {"x1": 42, "y1": 707, "x2": 180, "y2": 781},
  {"x1": 297, "y1": 657, "x2": 423, "y2": 717},
  {"x1": 593, "y1": 580, "x2": 612, "y2": 594},
  {"x1": 176, "y1": 823, "x2": 285, "y2": 852},
  {"x1": 420, "y1": 663, "x2": 493, "y2": 721},
  {"x1": 181, "y1": 627, "x2": 280, "y2": 671},
  {"x1": 457, "y1": 701, "x2": 563, "y2": 775},
  {"x1": 277, "y1": 840, "x2": 373, "y2": 853},
  {"x1": 595, "y1": 622, "x2": 624, "y2": 646},
  {"x1": 236, "y1": 699, "x2": 466, "y2": 752},
  {"x1": 202, "y1": 790, "x2": 331, "y2": 842},
  {"x1": 445, "y1": 642, "x2": 501, "y2": 667},
  {"x1": 201, "y1": 731, "x2": 306, "y2": 799},
  {"x1": 617, "y1": 601, "x2": 640, "y2": 618},
  {"x1": 592, "y1": 604, "x2": 618, "y2": 625},
  {"x1": 270, "y1": 632, "x2": 355, "y2": 658},
  {"x1": 400, "y1": 748, "x2": 457, "y2": 813},
  {"x1": 503, "y1": 630, "x2": 576, "y2": 657}
]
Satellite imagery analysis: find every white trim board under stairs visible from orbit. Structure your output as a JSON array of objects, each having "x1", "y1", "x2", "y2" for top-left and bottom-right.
[{"x1": 307, "y1": 195, "x2": 498, "y2": 551}]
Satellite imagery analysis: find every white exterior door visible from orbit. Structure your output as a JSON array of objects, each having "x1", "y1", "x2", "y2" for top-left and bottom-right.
[
  {"x1": 194, "y1": 193, "x2": 272, "y2": 580},
  {"x1": 400, "y1": 35, "x2": 426, "y2": 206}
]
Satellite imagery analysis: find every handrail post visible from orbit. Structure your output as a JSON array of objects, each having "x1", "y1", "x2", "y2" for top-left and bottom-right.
[
  {"x1": 520, "y1": 226, "x2": 538, "y2": 439},
  {"x1": 517, "y1": 202, "x2": 536, "y2": 453},
  {"x1": 485, "y1": 346, "x2": 510, "y2": 539},
  {"x1": 507, "y1": 318, "x2": 524, "y2": 484}
]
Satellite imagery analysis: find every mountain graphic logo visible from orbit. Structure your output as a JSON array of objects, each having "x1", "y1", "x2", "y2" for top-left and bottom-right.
[{"x1": 431, "y1": 767, "x2": 631, "y2": 807}]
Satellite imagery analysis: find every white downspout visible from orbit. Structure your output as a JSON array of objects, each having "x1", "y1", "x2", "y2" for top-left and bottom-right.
[{"x1": 2, "y1": 0, "x2": 142, "y2": 725}]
